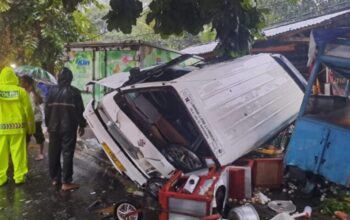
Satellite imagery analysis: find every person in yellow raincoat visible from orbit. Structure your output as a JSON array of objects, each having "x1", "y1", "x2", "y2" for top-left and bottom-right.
[{"x1": 0, "y1": 67, "x2": 35, "y2": 186}]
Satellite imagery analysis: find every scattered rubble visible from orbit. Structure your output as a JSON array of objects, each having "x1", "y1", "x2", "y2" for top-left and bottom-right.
[
  {"x1": 267, "y1": 200, "x2": 296, "y2": 213},
  {"x1": 228, "y1": 204, "x2": 260, "y2": 220},
  {"x1": 335, "y1": 211, "x2": 349, "y2": 220},
  {"x1": 271, "y1": 213, "x2": 293, "y2": 220},
  {"x1": 94, "y1": 206, "x2": 114, "y2": 218},
  {"x1": 25, "y1": 200, "x2": 32, "y2": 204},
  {"x1": 255, "y1": 192, "x2": 271, "y2": 205}
]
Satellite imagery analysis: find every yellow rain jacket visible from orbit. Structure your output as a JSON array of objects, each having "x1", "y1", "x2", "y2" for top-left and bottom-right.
[
  {"x1": 0, "y1": 67, "x2": 35, "y2": 185},
  {"x1": 0, "y1": 67, "x2": 35, "y2": 135}
]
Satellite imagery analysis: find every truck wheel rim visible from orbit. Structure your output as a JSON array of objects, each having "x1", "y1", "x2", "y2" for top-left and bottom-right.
[{"x1": 116, "y1": 203, "x2": 138, "y2": 220}]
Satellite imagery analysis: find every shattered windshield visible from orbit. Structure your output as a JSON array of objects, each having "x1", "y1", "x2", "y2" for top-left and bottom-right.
[{"x1": 115, "y1": 87, "x2": 214, "y2": 172}]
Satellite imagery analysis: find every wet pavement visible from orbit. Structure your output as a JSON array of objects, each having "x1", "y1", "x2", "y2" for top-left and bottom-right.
[
  {"x1": 0, "y1": 136, "x2": 138, "y2": 220},
  {"x1": 0, "y1": 134, "x2": 340, "y2": 220}
]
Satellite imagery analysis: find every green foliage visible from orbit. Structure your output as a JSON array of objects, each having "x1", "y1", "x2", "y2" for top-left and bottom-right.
[
  {"x1": 288, "y1": 0, "x2": 301, "y2": 4},
  {"x1": 84, "y1": 6, "x2": 203, "y2": 50},
  {"x1": 0, "y1": 0, "x2": 97, "y2": 72},
  {"x1": 209, "y1": 0, "x2": 263, "y2": 56},
  {"x1": 198, "y1": 26, "x2": 216, "y2": 43},
  {"x1": 86, "y1": 0, "x2": 264, "y2": 57},
  {"x1": 146, "y1": 0, "x2": 206, "y2": 36},
  {"x1": 62, "y1": 0, "x2": 81, "y2": 12},
  {"x1": 320, "y1": 198, "x2": 350, "y2": 216},
  {"x1": 61, "y1": 0, "x2": 101, "y2": 12},
  {"x1": 0, "y1": 0, "x2": 10, "y2": 12},
  {"x1": 73, "y1": 10, "x2": 97, "y2": 37},
  {"x1": 103, "y1": 0, "x2": 143, "y2": 33},
  {"x1": 59, "y1": 0, "x2": 350, "y2": 59}
]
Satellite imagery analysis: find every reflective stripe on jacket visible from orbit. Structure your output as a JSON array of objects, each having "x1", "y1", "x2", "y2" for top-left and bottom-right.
[{"x1": 0, "y1": 67, "x2": 35, "y2": 135}]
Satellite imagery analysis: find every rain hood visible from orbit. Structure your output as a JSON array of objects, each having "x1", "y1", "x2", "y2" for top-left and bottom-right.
[
  {"x1": 0, "y1": 67, "x2": 19, "y2": 85},
  {"x1": 58, "y1": 67, "x2": 73, "y2": 86}
]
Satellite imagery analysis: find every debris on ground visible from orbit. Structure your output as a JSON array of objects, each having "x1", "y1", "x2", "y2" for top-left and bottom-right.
[
  {"x1": 87, "y1": 199, "x2": 102, "y2": 211},
  {"x1": 93, "y1": 206, "x2": 114, "y2": 218},
  {"x1": 335, "y1": 211, "x2": 349, "y2": 220},
  {"x1": 25, "y1": 200, "x2": 32, "y2": 204},
  {"x1": 255, "y1": 192, "x2": 271, "y2": 205},
  {"x1": 268, "y1": 200, "x2": 296, "y2": 213},
  {"x1": 271, "y1": 212, "x2": 294, "y2": 220},
  {"x1": 223, "y1": 139, "x2": 350, "y2": 220},
  {"x1": 290, "y1": 206, "x2": 312, "y2": 218},
  {"x1": 320, "y1": 198, "x2": 350, "y2": 216},
  {"x1": 255, "y1": 145, "x2": 284, "y2": 156},
  {"x1": 228, "y1": 204, "x2": 259, "y2": 220}
]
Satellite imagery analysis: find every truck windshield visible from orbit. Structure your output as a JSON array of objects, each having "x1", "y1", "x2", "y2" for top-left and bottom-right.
[{"x1": 115, "y1": 87, "x2": 214, "y2": 172}]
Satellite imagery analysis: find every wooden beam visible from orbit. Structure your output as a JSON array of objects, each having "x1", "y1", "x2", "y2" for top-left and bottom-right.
[{"x1": 251, "y1": 44, "x2": 296, "y2": 53}]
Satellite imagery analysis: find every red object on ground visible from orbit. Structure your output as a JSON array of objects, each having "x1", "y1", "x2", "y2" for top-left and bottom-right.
[
  {"x1": 200, "y1": 213, "x2": 222, "y2": 220},
  {"x1": 228, "y1": 168, "x2": 246, "y2": 200},
  {"x1": 231, "y1": 159, "x2": 254, "y2": 198},
  {"x1": 335, "y1": 211, "x2": 349, "y2": 220},
  {"x1": 252, "y1": 157, "x2": 283, "y2": 189},
  {"x1": 158, "y1": 168, "x2": 221, "y2": 220}
]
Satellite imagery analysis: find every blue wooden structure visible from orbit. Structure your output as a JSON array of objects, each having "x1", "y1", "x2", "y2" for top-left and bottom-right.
[{"x1": 285, "y1": 27, "x2": 350, "y2": 186}]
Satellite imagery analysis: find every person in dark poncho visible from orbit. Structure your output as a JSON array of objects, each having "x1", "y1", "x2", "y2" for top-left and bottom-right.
[{"x1": 45, "y1": 67, "x2": 86, "y2": 191}]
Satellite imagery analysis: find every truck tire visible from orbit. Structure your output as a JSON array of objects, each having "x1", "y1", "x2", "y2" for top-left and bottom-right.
[{"x1": 114, "y1": 199, "x2": 143, "y2": 220}]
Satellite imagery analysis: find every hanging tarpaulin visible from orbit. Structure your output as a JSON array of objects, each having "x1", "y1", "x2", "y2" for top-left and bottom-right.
[
  {"x1": 307, "y1": 30, "x2": 316, "y2": 67},
  {"x1": 65, "y1": 50, "x2": 94, "y2": 105},
  {"x1": 312, "y1": 27, "x2": 350, "y2": 48},
  {"x1": 98, "y1": 50, "x2": 138, "y2": 77},
  {"x1": 307, "y1": 27, "x2": 350, "y2": 66},
  {"x1": 94, "y1": 50, "x2": 138, "y2": 101},
  {"x1": 140, "y1": 45, "x2": 180, "y2": 68},
  {"x1": 64, "y1": 41, "x2": 203, "y2": 105},
  {"x1": 306, "y1": 27, "x2": 350, "y2": 79},
  {"x1": 328, "y1": 67, "x2": 348, "y2": 96}
]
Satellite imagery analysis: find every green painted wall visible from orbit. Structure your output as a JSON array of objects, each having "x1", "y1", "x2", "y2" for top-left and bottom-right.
[{"x1": 65, "y1": 46, "x2": 182, "y2": 105}]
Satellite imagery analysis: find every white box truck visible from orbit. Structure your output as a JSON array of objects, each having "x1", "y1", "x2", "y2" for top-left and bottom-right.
[{"x1": 84, "y1": 53, "x2": 306, "y2": 186}]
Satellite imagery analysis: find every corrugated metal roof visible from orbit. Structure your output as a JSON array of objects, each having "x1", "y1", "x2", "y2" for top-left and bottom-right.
[
  {"x1": 181, "y1": 41, "x2": 218, "y2": 54},
  {"x1": 65, "y1": 40, "x2": 182, "y2": 55},
  {"x1": 263, "y1": 9, "x2": 350, "y2": 38}
]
